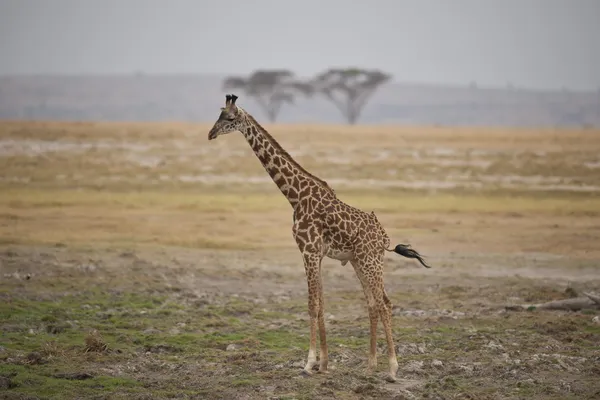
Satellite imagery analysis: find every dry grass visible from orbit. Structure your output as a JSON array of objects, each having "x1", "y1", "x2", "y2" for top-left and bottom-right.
[
  {"x1": 2, "y1": 121, "x2": 600, "y2": 193},
  {"x1": 1, "y1": 120, "x2": 599, "y2": 253},
  {"x1": 83, "y1": 330, "x2": 108, "y2": 353},
  {"x1": 1, "y1": 187, "x2": 600, "y2": 258}
]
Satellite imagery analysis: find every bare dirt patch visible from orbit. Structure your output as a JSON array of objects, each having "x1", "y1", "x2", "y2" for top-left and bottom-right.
[{"x1": 1, "y1": 244, "x2": 599, "y2": 399}]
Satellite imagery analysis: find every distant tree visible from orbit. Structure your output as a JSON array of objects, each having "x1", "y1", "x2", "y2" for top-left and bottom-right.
[
  {"x1": 310, "y1": 68, "x2": 391, "y2": 124},
  {"x1": 222, "y1": 70, "x2": 312, "y2": 122}
]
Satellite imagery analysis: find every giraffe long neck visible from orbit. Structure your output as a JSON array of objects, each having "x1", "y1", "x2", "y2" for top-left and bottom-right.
[{"x1": 241, "y1": 117, "x2": 333, "y2": 208}]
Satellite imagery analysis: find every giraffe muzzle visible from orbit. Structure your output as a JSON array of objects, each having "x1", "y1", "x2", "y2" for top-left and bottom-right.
[{"x1": 208, "y1": 130, "x2": 218, "y2": 140}]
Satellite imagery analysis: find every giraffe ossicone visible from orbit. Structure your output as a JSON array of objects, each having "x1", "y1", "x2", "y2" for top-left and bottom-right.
[{"x1": 208, "y1": 93, "x2": 432, "y2": 382}]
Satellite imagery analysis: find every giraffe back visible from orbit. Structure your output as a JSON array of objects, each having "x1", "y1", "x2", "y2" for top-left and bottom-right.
[
  {"x1": 368, "y1": 211, "x2": 392, "y2": 250},
  {"x1": 319, "y1": 198, "x2": 392, "y2": 255}
]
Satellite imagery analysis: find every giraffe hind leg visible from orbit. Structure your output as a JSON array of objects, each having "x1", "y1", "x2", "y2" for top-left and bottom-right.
[
  {"x1": 351, "y1": 261, "x2": 378, "y2": 373},
  {"x1": 379, "y1": 286, "x2": 398, "y2": 382},
  {"x1": 356, "y1": 256, "x2": 399, "y2": 382}
]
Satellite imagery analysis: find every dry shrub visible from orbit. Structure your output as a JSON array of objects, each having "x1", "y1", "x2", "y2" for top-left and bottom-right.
[
  {"x1": 84, "y1": 329, "x2": 108, "y2": 353},
  {"x1": 41, "y1": 340, "x2": 65, "y2": 358}
]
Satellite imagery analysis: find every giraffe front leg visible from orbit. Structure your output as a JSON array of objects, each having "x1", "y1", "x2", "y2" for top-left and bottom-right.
[
  {"x1": 293, "y1": 217, "x2": 326, "y2": 377},
  {"x1": 302, "y1": 255, "x2": 323, "y2": 376},
  {"x1": 303, "y1": 306, "x2": 318, "y2": 375},
  {"x1": 316, "y1": 276, "x2": 329, "y2": 374}
]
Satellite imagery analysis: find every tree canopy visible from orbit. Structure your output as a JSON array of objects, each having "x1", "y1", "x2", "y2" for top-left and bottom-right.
[
  {"x1": 310, "y1": 68, "x2": 391, "y2": 124},
  {"x1": 223, "y1": 70, "x2": 312, "y2": 122}
]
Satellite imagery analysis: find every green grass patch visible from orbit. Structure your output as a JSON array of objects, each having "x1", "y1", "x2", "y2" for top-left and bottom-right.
[{"x1": 1, "y1": 187, "x2": 598, "y2": 215}]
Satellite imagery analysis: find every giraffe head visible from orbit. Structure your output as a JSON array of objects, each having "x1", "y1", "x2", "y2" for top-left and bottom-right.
[{"x1": 208, "y1": 94, "x2": 248, "y2": 140}]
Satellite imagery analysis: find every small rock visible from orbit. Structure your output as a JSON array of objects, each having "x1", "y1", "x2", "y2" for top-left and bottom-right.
[
  {"x1": 484, "y1": 341, "x2": 504, "y2": 351},
  {"x1": 326, "y1": 314, "x2": 335, "y2": 320},
  {"x1": 54, "y1": 372, "x2": 94, "y2": 380},
  {"x1": 169, "y1": 328, "x2": 181, "y2": 335},
  {"x1": 25, "y1": 352, "x2": 44, "y2": 365},
  {"x1": 354, "y1": 383, "x2": 375, "y2": 393},
  {"x1": 95, "y1": 311, "x2": 114, "y2": 319},
  {"x1": 142, "y1": 328, "x2": 161, "y2": 335},
  {"x1": 458, "y1": 364, "x2": 474, "y2": 376},
  {"x1": 291, "y1": 360, "x2": 305, "y2": 368},
  {"x1": 431, "y1": 359, "x2": 443, "y2": 368},
  {"x1": 78, "y1": 264, "x2": 97, "y2": 272},
  {"x1": 176, "y1": 322, "x2": 187, "y2": 328},
  {"x1": 226, "y1": 344, "x2": 239, "y2": 351},
  {"x1": 592, "y1": 316, "x2": 600, "y2": 325},
  {"x1": 517, "y1": 378, "x2": 535, "y2": 387},
  {"x1": 394, "y1": 309, "x2": 427, "y2": 317},
  {"x1": 392, "y1": 389, "x2": 416, "y2": 400},
  {"x1": 81, "y1": 304, "x2": 92, "y2": 310},
  {"x1": 145, "y1": 344, "x2": 178, "y2": 354},
  {"x1": 0, "y1": 376, "x2": 15, "y2": 390},
  {"x1": 396, "y1": 343, "x2": 427, "y2": 356},
  {"x1": 66, "y1": 320, "x2": 78, "y2": 329},
  {"x1": 403, "y1": 360, "x2": 424, "y2": 373}
]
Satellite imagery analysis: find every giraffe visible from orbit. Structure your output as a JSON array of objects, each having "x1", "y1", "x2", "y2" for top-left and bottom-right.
[{"x1": 208, "y1": 94, "x2": 432, "y2": 382}]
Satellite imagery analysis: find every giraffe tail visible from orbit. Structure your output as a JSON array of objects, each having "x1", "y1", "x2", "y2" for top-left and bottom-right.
[{"x1": 387, "y1": 244, "x2": 432, "y2": 269}]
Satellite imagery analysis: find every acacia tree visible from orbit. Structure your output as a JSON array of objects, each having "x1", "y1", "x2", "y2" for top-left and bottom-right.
[
  {"x1": 222, "y1": 70, "x2": 312, "y2": 122},
  {"x1": 311, "y1": 68, "x2": 391, "y2": 124}
]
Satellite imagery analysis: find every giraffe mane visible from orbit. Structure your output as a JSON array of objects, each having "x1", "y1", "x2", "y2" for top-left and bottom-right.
[{"x1": 243, "y1": 112, "x2": 336, "y2": 195}]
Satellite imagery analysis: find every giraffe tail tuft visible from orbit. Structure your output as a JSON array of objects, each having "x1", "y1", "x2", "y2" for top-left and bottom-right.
[{"x1": 389, "y1": 244, "x2": 432, "y2": 268}]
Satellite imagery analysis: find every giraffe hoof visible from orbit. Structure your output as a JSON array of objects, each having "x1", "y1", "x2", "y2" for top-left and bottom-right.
[
  {"x1": 385, "y1": 374, "x2": 397, "y2": 383},
  {"x1": 366, "y1": 363, "x2": 377, "y2": 375},
  {"x1": 317, "y1": 368, "x2": 330, "y2": 375},
  {"x1": 301, "y1": 369, "x2": 313, "y2": 377}
]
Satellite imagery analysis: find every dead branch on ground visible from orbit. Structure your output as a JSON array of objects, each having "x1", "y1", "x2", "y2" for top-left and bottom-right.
[{"x1": 506, "y1": 292, "x2": 600, "y2": 312}]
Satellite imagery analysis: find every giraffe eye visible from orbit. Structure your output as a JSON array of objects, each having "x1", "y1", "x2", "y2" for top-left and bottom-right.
[{"x1": 220, "y1": 112, "x2": 235, "y2": 122}]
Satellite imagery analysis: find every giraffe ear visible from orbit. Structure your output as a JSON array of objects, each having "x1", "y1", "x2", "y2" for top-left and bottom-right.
[{"x1": 230, "y1": 94, "x2": 238, "y2": 105}]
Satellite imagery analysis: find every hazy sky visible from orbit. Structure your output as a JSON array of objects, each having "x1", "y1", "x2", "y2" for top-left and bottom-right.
[{"x1": 1, "y1": 0, "x2": 599, "y2": 90}]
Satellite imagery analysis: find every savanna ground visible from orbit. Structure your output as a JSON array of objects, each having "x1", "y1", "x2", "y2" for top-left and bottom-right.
[{"x1": 0, "y1": 120, "x2": 599, "y2": 400}]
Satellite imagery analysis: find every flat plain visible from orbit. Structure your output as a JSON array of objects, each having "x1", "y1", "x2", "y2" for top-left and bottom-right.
[{"x1": 1, "y1": 121, "x2": 599, "y2": 399}]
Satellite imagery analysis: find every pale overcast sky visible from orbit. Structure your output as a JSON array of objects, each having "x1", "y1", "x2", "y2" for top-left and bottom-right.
[{"x1": 1, "y1": 0, "x2": 599, "y2": 90}]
